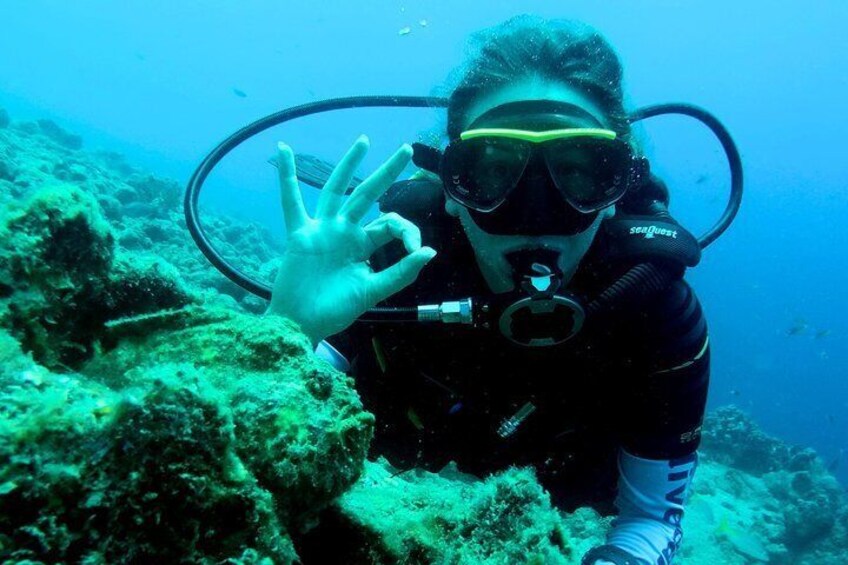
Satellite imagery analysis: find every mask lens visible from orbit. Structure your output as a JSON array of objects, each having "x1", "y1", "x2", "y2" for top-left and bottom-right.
[
  {"x1": 544, "y1": 138, "x2": 631, "y2": 212},
  {"x1": 443, "y1": 137, "x2": 530, "y2": 211}
]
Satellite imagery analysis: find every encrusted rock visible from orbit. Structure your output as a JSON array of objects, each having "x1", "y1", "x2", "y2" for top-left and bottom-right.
[{"x1": 37, "y1": 119, "x2": 83, "y2": 150}]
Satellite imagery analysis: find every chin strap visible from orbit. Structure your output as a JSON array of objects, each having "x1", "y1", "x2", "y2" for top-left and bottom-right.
[{"x1": 582, "y1": 545, "x2": 650, "y2": 565}]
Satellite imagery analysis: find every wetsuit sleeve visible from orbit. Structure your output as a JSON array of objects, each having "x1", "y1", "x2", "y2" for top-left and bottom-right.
[
  {"x1": 588, "y1": 279, "x2": 709, "y2": 564},
  {"x1": 581, "y1": 450, "x2": 698, "y2": 565},
  {"x1": 621, "y1": 279, "x2": 710, "y2": 460}
]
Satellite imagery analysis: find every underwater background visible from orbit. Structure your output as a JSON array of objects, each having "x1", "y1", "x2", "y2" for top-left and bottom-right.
[{"x1": 1, "y1": 1, "x2": 846, "y2": 563}]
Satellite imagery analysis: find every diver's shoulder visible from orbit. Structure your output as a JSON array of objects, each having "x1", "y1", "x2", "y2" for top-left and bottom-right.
[
  {"x1": 379, "y1": 175, "x2": 445, "y2": 218},
  {"x1": 639, "y1": 278, "x2": 708, "y2": 353}
]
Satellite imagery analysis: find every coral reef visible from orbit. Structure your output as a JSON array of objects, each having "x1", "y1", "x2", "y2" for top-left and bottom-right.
[
  {"x1": 0, "y1": 182, "x2": 192, "y2": 369},
  {"x1": 0, "y1": 307, "x2": 373, "y2": 563},
  {"x1": 0, "y1": 111, "x2": 277, "y2": 314},
  {"x1": 0, "y1": 110, "x2": 371, "y2": 562},
  {"x1": 297, "y1": 459, "x2": 605, "y2": 564},
  {"x1": 0, "y1": 110, "x2": 846, "y2": 563},
  {"x1": 35, "y1": 119, "x2": 83, "y2": 151},
  {"x1": 701, "y1": 405, "x2": 822, "y2": 476}
]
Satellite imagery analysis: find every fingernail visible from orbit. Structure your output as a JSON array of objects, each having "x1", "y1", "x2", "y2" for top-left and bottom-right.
[
  {"x1": 357, "y1": 134, "x2": 369, "y2": 145},
  {"x1": 421, "y1": 247, "x2": 437, "y2": 260},
  {"x1": 277, "y1": 141, "x2": 291, "y2": 152}
]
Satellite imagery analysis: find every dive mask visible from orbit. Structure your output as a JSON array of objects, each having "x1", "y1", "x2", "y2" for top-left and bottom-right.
[{"x1": 440, "y1": 100, "x2": 647, "y2": 233}]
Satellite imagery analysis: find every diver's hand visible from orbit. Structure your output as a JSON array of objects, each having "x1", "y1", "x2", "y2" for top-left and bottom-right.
[{"x1": 267, "y1": 136, "x2": 437, "y2": 345}]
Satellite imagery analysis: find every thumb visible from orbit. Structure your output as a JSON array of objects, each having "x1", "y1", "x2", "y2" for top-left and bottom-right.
[{"x1": 368, "y1": 247, "x2": 436, "y2": 305}]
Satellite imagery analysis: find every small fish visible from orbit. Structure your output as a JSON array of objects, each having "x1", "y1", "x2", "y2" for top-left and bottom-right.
[
  {"x1": 448, "y1": 402, "x2": 463, "y2": 415},
  {"x1": 232, "y1": 88, "x2": 248, "y2": 98},
  {"x1": 695, "y1": 173, "x2": 709, "y2": 185},
  {"x1": 815, "y1": 329, "x2": 831, "y2": 339},
  {"x1": 266, "y1": 153, "x2": 364, "y2": 192},
  {"x1": 787, "y1": 318, "x2": 808, "y2": 336},
  {"x1": 398, "y1": 26, "x2": 412, "y2": 36},
  {"x1": 729, "y1": 389, "x2": 741, "y2": 397},
  {"x1": 716, "y1": 516, "x2": 769, "y2": 561},
  {"x1": 134, "y1": 52, "x2": 146, "y2": 61},
  {"x1": 419, "y1": 19, "x2": 428, "y2": 27}
]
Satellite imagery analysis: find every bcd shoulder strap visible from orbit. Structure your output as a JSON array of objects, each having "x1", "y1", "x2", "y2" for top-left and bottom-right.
[
  {"x1": 599, "y1": 172, "x2": 701, "y2": 270},
  {"x1": 599, "y1": 214, "x2": 701, "y2": 269}
]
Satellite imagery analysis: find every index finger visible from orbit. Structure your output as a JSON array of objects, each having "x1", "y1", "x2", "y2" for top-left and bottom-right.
[{"x1": 277, "y1": 142, "x2": 309, "y2": 233}]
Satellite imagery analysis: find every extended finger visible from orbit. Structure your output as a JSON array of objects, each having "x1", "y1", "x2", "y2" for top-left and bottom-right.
[
  {"x1": 277, "y1": 142, "x2": 308, "y2": 233},
  {"x1": 368, "y1": 247, "x2": 437, "y2": 305},
  {"x1": 363, "y1": 213, "x2": 422, "y2": 255},
  {"x1": 340, "y1": 144, "x2": 413, "y2": 223},
  {"x1": 317, "y1": 135, "x2": 370, "y2": 219}
]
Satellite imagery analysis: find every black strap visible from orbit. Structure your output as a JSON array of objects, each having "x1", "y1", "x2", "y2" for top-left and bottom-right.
[{"x1": 582, "y1": 544, "x2": 651, "y2": 565}]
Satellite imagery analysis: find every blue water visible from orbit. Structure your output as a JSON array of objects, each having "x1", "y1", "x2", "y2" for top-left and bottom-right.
[{"x1": 2, "y1": 1, "x2": 846, "y2": 486}]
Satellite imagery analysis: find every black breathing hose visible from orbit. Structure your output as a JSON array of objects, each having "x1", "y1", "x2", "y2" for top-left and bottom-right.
[
  {"x1": 184, "y1": 97, "x2": 742, "y2": 324},
  {"x1": 586, "y1": 104, "x2": 744, "y2": 317},
  {"x1": 359, "y1": 307, "x2": 420, "y2": 322},
  {"x1": 184, "y1": 96, "x2": 449, "y2": 301},
  {"x1": 629, "y1": 103, "x2": 743, "y2": 249},
  {"x1": 586, "y1": 264, "x2": 676, "y2": 317}
]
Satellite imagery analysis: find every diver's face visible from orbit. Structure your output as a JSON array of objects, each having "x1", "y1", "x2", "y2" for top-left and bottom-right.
[{"x1": 445, "y1": 79, "x2": 616, "y2": 292}]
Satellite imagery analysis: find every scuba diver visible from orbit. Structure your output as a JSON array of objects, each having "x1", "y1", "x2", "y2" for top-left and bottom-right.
[{"x1": 186, "y1": 16, "x2": 742, "y2": 565}]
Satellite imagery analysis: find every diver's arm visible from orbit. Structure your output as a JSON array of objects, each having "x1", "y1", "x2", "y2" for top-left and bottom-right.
[
  {"x1": 584, "y1": 280, "x2": 710, "y2": 565},
  {"x1": 582, "y1": 450, "x2": 697, "y2": 565}
]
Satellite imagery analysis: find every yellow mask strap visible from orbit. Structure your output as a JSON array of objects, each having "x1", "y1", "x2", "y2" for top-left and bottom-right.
[{"x1": 459, "y1": 127, "x2": 617, "y2": 143}]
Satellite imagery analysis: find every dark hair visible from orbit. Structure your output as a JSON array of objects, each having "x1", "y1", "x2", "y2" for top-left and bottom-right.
[{"x1": 446, "y1": 16, "x2": 630, "y2": 141}]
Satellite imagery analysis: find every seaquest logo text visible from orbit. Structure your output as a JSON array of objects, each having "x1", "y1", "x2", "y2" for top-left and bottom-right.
[{"x1": 630, "y1": 225, "x2": 679, "y2": 239}]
